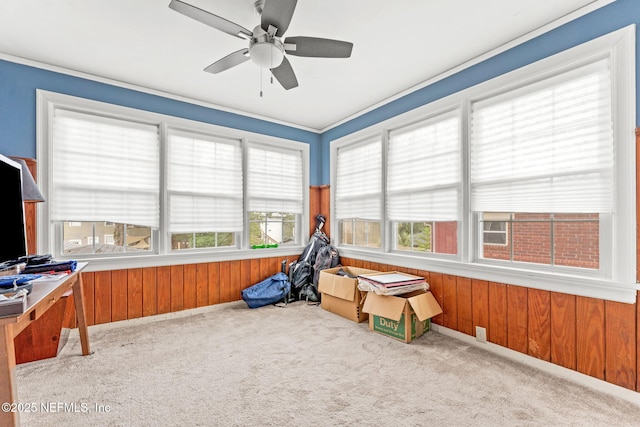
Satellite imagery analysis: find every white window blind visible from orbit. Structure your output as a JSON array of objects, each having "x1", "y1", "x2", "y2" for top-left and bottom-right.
[
  {"x1": 247, "y1": 144, "x2": 303, "y2": 213},
  {"x1": 470, "y1": 58, "x2": 613, "y2": 213},
  {"x1": 167, "y1": 130, "x2": 243, "y2": 233},
  {"x1": 387, "y1": 112, "x2": 461, "y2": 221},
  {"x1": 51, "y1": 109, "x2": 160, "y2": 228},
  {"x1": 335, "y1": 137, "x2": 382, "y2": 220}
]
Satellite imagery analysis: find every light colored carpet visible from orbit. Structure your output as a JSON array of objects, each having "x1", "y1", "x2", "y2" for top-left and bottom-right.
[{"x1": 15, "y1": 300, "x2": 640, "y2": 427}]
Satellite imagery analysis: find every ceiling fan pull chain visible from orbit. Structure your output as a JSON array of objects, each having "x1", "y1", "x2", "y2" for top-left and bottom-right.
[{"x1": 260, "y1": 67, "x2": 263, "y2": 97}]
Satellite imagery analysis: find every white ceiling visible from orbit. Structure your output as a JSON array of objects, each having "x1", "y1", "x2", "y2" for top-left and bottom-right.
[{"x1": 0, "y1": 0, "x2": 611, "y2": 131}]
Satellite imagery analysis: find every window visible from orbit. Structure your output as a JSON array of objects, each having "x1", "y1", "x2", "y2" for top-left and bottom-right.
[
  {"x1": 167, "y1": 129, "x2": 243, "y2": 250},
  {"x1": 396, "y1": 222, "x2": 433, "y2": 252},
  {"x1": 246, "y1": 144, "x2": 304, "y2": 246},
  {"x1": 387, "y1": 111, "x2": 461, "y2": 255},
  {"x1": 38, "y1": 91, "x2": 309, "y2": 266},
  {"x1": 249, "y1": 212, "x2": 296, "y2": 247},
  {"x1": 480, "y1": 213, "x2": 599, "y2": 268},
  {"x1": 62, "y1": 221, "x2": 152, "y2": 255},
  {"x1": 482, "y1": 213, "x2": 508, "y2": 246},
  {"x1": 340, "y1": 218, "x2": 382, "y2": 248},
  {"x1": 334, "y1": 137, "x2": 382, "y2": 249},
  {"x1": 470, "y1": 58, "x2": 612, "y2": 271},
  {"x1": 51, "y1": 108, "x2": 160, "y2": 255},
  {"x1": 330, "y1": 27, "x2": 635, "y2": 302}
]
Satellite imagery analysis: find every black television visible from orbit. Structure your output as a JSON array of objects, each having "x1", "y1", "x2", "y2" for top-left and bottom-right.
[{"x1": 0, "y1": 154, "x2": 28, "y2": 267}]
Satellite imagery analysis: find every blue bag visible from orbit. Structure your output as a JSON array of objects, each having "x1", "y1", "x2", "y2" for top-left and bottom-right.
[
  {"x1": 23, "y1": 260, "x2": 77, "y2": 274},
  {"x1": 0, "y1": 274, "x2": 42, "y2": 288},
  {"x1": 241, "y1": 272, "x2": 291, "y2": 309}
]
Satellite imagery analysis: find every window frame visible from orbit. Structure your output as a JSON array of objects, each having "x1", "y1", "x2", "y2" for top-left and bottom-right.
[
  {"x1": 482, "y1": 218, "x2": 508, "y2": 247},
  {"x1": 165, "y1": 127, "x2": 244, "y2": 251},
  {"x1": 37, "y1": 91, "x2": 309, "y2": 271},
  {"x1": 245, "y1": 140, "x2": 305, "y2": 248},
  {"x1": 392, "y1": 221, "x2": 435, "y2": 253},
  {"x1": 333, "y1": 133, "x2": 385, "y2": 250},
  {"x1": 248, "y1": 212, "x2": 298, "y2": 247},
  {"x1": 385, "y1": 108, "x2": 463, "y2": 257},
  {"x1": 478, "y1": 213, "x2": 602, "y2": 269},
  {"x1": 330, "y1": 26, "x2": 636, "y2": 303}
]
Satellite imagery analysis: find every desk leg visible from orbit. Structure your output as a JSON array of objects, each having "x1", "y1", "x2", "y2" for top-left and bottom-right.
[
  {"x1": 0, "y1": 324, "x2": 19, "y2": 426},
  {"x1": 72, "y1": 274, "x2": 91, "y2": 356}
]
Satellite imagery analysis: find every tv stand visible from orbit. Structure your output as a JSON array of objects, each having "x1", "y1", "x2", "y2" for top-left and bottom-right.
[{"x1": 0, "y1": 262, "x2": 90, "y2": 427}]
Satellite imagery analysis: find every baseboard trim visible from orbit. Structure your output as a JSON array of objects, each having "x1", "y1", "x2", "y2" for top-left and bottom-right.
[
  {"x1": 84, "y1": 303, "x2": 237, "y2": 333},
  {"x1": 431, "y1": 323, "x2": 640, "y2": 407},
  {"x1": 66, "y1": 303, "x2": 240, "y2": 348}
]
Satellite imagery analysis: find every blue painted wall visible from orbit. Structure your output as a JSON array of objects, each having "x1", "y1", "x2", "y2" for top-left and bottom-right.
[
  {"x1": 0, "y1": 59, "x2": 321, "y2": 182},
  {"x1": 319, "y1": 0, "x2": 640, "y2": 184}
]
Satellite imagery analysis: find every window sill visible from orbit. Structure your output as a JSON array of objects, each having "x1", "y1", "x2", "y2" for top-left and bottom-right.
[
  {"x1": 63, "y1": 245, "x2": 305, "y2": 273},
  {"x1": 337, "y1": 247, "x2": 639, "y2": 304}
]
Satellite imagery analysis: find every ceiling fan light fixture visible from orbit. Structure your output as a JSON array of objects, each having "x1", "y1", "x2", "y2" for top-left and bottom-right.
[{"x1": 250, "y1": 41, "x2": 284, "y2": 69}]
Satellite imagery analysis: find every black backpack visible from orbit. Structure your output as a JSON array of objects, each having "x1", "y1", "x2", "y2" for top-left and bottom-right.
[
  {"x1": 289, "y1": 229, "x2": 328, "y2": 302},
  {"x1": 288, "y1": 214, "x2": 336, "y2": 303},
  {"x1": 312, "y1": 244, "x2": 340, "y2": 286}
]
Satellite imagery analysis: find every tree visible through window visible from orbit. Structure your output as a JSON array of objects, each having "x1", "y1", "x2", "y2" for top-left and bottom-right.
[
  {"x1": 249, "y1": 212, "x2": 296, "y2": 246},
  {"x1": 396, "y1": 222, "x2": 432, "y2": 252},
  {"x1": 171, "y1": 232, "x2": 234, "y2": 250}
]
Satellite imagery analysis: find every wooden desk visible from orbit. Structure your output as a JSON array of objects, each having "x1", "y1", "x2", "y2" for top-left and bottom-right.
[{"x1": 0, "y1": 262, "x2": 90, "y2": 427}]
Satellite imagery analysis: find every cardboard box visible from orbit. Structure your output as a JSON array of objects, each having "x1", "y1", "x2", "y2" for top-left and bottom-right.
[
  {"x1": 363, "y1": 290, "x2": 442, "y2": 343},
  {"x1": 318, "y1": 266, "x2": 380, "y2": 322}
]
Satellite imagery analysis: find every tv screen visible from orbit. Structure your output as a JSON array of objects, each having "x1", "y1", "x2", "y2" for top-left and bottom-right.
[{"x1": 0, "y1": 154, "x2": 28, "y2": 266}]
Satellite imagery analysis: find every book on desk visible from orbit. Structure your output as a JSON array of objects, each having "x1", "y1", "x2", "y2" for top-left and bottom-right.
[{"x1": 0, "y1": 293, "x2": 27, "y2": 318}]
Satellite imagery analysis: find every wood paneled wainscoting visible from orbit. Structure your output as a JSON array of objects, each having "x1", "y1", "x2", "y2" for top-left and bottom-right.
[
  {"x1": 15, "y1": 255, "x2": 299, "y2": 364},
  {"x1": 59, "y1": 182, "x2": 329, "y2": 329},
  {"x1": 60, "y1": 256, "x2": 299, "y2": 329}
]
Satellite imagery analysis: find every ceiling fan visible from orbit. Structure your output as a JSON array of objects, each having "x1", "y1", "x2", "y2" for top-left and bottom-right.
[{"x1": 169, "y1": 0, "x2": 353, "y2": 90}]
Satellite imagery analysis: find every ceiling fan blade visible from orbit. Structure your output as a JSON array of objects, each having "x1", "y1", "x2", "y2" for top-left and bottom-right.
[
  {"x1": 271, "y1": 57, "x2": 298, "y2": 90},
  {"x1": 204, "y1": 49, "x2": 250, "y2": 74},
  {"x1": 284, "y1": 36, "x2": 353, "y2": 58},
  {"x1": 261, "y1": 0, "x2": 297, "y2": 37},
  {"x1": 169, "y1": 0, "x2": 252, "y2": 39}
]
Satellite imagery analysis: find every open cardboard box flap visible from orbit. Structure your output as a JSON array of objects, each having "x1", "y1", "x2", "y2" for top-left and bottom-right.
[
  {"x1": 408, "y1": 291, "x2": 442, "y2": 321},
  {"x1": 363, "y1": 292, "x2": 407, "y2": 322},
  {"x1": 318, "y1": 266, "x2": 379, "y2": 302},
  {"x1": 363, "y1": 290, "x2": 442, "y2": 322}
]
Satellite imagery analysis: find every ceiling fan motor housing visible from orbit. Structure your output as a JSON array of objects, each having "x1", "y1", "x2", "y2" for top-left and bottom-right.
[{"x1": 249, "y1": 25, "x2": 284, "y2": 69}]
